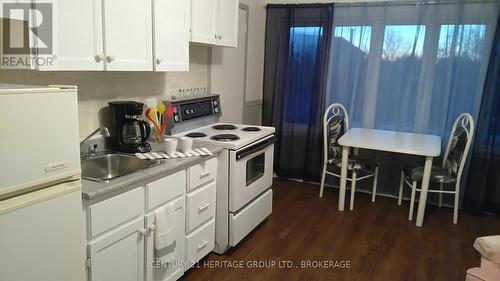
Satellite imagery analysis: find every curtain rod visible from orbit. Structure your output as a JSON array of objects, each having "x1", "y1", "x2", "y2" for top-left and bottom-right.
[
  {"x1": 336, "y1": 0, "x2": 498, "y2": 7},
  {"x1": 265, "y1": 0, "x2": 499, "y2": 8}
]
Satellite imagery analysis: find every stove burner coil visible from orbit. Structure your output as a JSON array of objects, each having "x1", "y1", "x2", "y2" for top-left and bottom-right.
[
  {"x1": 185, "y1": 132, "x2": 207, "y2": 138},
  {"x1": 242, "y1": 126, "x2": 261, "y2": 132},
  {"x1": 212, "y1": 124, "x2": 237, "y2": 130},
  {"x1": 210, "y1": 134, "x2": 240, "y2": 142}
]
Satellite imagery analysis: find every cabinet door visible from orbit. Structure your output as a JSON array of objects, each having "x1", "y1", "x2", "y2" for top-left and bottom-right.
[
  {"x1": 216, "y1": 0, "x2": 239, "y2": 47},
  {"x1": 153, "y1": 0, "x2": 189, "y2": 71},
  {"x1": 190, "y1": 0, "x2": 216, "y2": 45},
  {"x1": 145, "y1": 197, "x2": 185, "y2": 281},
  {"x1": 88, "y1": 217, "x2": 145, "y2": 281},
  {"x1": 103, "y1": 0, "x2": 152, "y2": 71},
  {"x1": 38, "y1": 0, "x2": 104, "y2": 70}
]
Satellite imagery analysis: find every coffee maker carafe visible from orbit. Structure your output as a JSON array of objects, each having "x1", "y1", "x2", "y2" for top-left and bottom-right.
[{"x1": 109, "y1": 101, "x2": 151, "y2": 153}]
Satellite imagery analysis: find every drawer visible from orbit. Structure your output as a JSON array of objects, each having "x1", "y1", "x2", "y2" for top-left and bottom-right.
[
  {"x1": 188, "y1": 157, "x2": 217, "y2": 191},
  {"x1": 89, "y1": 187, "x2": 144, "y2": 237},
  {"x1": 185, "y1": 220, "x2": 215, "y2": 266},
  {"x1": 146, "y1": 170, "x2": 186, "y2": 210},
  {"x1": 186, "y1": 181, "x2": 216, "y2": 233},
  {"x1": 229, "y1": 189, "x2": 272, "y2": 246}
]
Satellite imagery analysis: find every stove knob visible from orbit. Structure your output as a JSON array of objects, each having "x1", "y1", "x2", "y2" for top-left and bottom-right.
[
  {"x1": 213, "y1": 100, "x2": 218, "y2": 106},
  {"x1": 190, "y1": 109, "x2": 194, "y2": 114},
  {"x1": 185, "y1": 109, "x2": 189, "y2": 115},
  {"x1": 174, "y1": 115, "x2": 179, "y2": 122},
  {"x1": 214, "y1": 107, "x2": 219, "y2": 113}
]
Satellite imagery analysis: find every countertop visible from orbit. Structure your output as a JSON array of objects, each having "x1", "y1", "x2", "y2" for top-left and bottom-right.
[{"x1": 81, "y1": 143, "x2": 223, "y2": 201}]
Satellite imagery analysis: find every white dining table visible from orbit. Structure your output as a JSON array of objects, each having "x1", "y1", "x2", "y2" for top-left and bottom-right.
[{"x1": 337, "y1": 128, "x2": 441, "y2": 227}]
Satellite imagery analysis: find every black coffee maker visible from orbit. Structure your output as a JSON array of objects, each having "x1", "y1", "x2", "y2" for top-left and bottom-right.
[{"x1": 109, "y1": 101, "x2": 151, "y2": 153}]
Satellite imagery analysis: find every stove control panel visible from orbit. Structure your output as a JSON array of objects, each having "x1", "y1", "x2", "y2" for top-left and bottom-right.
[{"x1": 169, "y1": 95, "x2": 221, "y2": 124}]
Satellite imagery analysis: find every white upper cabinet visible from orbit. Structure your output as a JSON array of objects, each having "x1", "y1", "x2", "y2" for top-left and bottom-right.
[
  {"x1": 216, "y1": 0, "x2": 239, "y2": 47},
  {"x1": 190, "y1": 0, "x2": 217, "y2": 45},
  {"x1": 190, "y1": 0, "x2": 238, "y2": 48},
  {"x1": 103, "y1": 0, "x2": 153, "y2": 71},
  {"x1": 38, "y1": 0, "x2": 104, "y2": 71},
  {"x1": 153, "y1": 0, "x2": 190, "y2": 71},
  {"x1": 24, "y1": 0, "x2": 239, "y2": 71}
]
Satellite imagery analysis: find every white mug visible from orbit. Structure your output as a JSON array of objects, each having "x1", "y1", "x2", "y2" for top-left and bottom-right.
[
  {"x1": 179, "y1": 137, "x2": 193, "y2": 153},
  {"x1": 164, "y1": 138, "x2": 178, "y2": 156}
]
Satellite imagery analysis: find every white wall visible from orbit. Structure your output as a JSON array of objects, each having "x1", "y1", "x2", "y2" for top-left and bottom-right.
[{"x1": 0, "y1": 46, "x2": 210, "y2": 138}]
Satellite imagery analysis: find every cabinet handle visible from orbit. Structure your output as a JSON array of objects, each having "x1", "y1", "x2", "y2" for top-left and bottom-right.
[
  {"x1": 106, "y1": 55, "x2": 115, "y2": 63},
  {"x1": 149, "y1": 224, "x2": 156, "y2": 232},
  {"x1": 200, "y1": 170, "x2": 210, "y2": 178},
  {"x1": 198, "y1": 203, "x2": 210, "y2": 212},
  {"x1": 95, "y1": 54, "x2": 104, "y2": 62},
  {"x1": 214, "y1": 34, "x2": 218, "y2": 39},
  {"x1": 197, "y1": 240, "x2": 209, "y2": 250},
  {"x1": 139, "y1": 229, "x2": 147, "y2": 236},
  {"x1": 218, "y1": 34, "x2": 222, "y2": 40},
  {"x1": 156, "y1": 58, "x2": 163, "y2": 65}
]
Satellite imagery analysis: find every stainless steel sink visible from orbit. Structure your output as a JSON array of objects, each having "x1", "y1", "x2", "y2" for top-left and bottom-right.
[{"x1": 81, "y1": 153, "x2": 158, "y2": 182}]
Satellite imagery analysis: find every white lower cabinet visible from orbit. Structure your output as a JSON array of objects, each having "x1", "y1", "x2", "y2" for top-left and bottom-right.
[
  {"x1": 85, "y1": 160, "x2": 217, "y2": 281},
  {"x1": 87, "y1": 217, "x2": 145, "y2": 281},
  {"x1": 145, "y1": 197, "x2": 185, "y2": 281}
]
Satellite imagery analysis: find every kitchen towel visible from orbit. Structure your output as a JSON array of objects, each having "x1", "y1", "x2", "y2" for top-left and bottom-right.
[{"x1": 154, "y1": 202, "x2": 177, "y2": 263}]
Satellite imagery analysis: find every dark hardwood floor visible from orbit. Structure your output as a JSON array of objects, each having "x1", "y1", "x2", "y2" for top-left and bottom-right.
[{"x1": 182, "y1": 179, "x2": 500, "y2": 281}]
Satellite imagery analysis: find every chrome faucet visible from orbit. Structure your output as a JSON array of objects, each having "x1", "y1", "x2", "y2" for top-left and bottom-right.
[
  {"x1": 80, "y1": 127, "x2": 111, "y2": 144},
  {"x1": 80, "y1": 127, "x2": 111, "y2": 158},
  {"x1": 87, "y1": 144, "x2": 98, "y2": 157}
]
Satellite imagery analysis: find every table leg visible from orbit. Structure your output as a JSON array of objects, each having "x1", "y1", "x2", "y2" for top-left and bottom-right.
[
  {"x1": 338, "y1": 146, "x2": 350, "y2": 211},
  {"x1": 416, "y1": 156, "x2": 433, "y2": 227}
]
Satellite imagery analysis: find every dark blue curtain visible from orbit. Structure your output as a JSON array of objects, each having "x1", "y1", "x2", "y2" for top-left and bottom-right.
[
  {"x1": 262, "y1": 4, "x2": 334, "y2": 181},
  {"x1": 463, "y1": 13, "x2": 500, "y2": 216}
]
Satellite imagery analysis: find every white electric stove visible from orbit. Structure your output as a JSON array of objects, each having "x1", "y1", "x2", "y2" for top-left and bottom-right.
[{"x1": 169, "y1": 95, "x2": 275, "y2": 254}]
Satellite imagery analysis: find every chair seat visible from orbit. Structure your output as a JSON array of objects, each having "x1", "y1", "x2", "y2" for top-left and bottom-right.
[
  {"x1": 328, "y1": 156, "x2": 378, "y2": 172},
  {"x1": 402, "y1": 165, "x2": 456, "y2": 184}
]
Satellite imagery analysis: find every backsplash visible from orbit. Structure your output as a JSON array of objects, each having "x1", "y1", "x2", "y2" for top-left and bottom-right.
[{"x1": 0, "y1": 45, "x2": 210, "y2": 139}]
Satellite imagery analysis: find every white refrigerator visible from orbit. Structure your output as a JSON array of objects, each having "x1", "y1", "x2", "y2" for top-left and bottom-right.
[{"x1": 0, "y1": 84, "x2": 86, "y2": 281}]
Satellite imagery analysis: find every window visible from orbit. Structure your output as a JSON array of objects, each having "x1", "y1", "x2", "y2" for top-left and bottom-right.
[
  {"x1": 283, "y1": 26, "x2": 323, "y2": 125},
  {"x1": 382, "y1": 25, "x2": 425, "y2": 60},
  {"x1": 430, "y1": 24, "x2": 487, "y2": 133},
  {"x1": 376, "y1": 25, "x2": 426, "y2": 130},
  {"x1": 329, "y1": 26, "x2": 372, "y2": 127},
  {"x1": 437, "y1": 24, "x2": 486, "y2": 60},
  {"x1": 334, "y1": 26, "x2": 371, "y2": 54},
  {"x1": 329, "y1": 3, "x2": 496, "y2": 135}
]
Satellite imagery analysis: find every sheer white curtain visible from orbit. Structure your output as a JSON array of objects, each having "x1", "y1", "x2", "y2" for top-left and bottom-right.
[{"x1": 326, "y1": 1, "x2": 499, "y2": 143}]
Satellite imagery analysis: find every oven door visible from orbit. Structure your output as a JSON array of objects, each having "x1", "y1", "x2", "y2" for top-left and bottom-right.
[{"x1": 229, "y1": 135, "x2": 274, "y2": 212}]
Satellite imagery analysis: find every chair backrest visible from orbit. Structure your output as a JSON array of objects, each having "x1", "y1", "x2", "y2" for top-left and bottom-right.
[
  {"x1": 442, "y1": 113, "x2": 475, "y2": 183},
  {"x1": 323, "y1": 103, "x2": 349, "y2": 162}
]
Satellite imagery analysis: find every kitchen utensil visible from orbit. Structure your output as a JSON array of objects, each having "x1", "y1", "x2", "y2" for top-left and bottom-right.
[
  {"x1": 179, "y1": 137, "x2": 193, "y2": 153},
  {"x1": 146, "y1": 97, "x2": 158, "y2": 109},
  {"x1": 145, "y1": 108, "x2": 160, "y2": 131},
  {"x1": 157, "y1": 102, "x2": 166, "y2": 127},
  {"x1": 164, "y1": 138, "x2": 178, "y2": 156}
]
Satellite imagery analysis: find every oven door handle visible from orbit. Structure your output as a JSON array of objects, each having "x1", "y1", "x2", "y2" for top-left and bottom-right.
[{"x1": 236, "y1": 135, "x2": 275, "y2": 160}]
